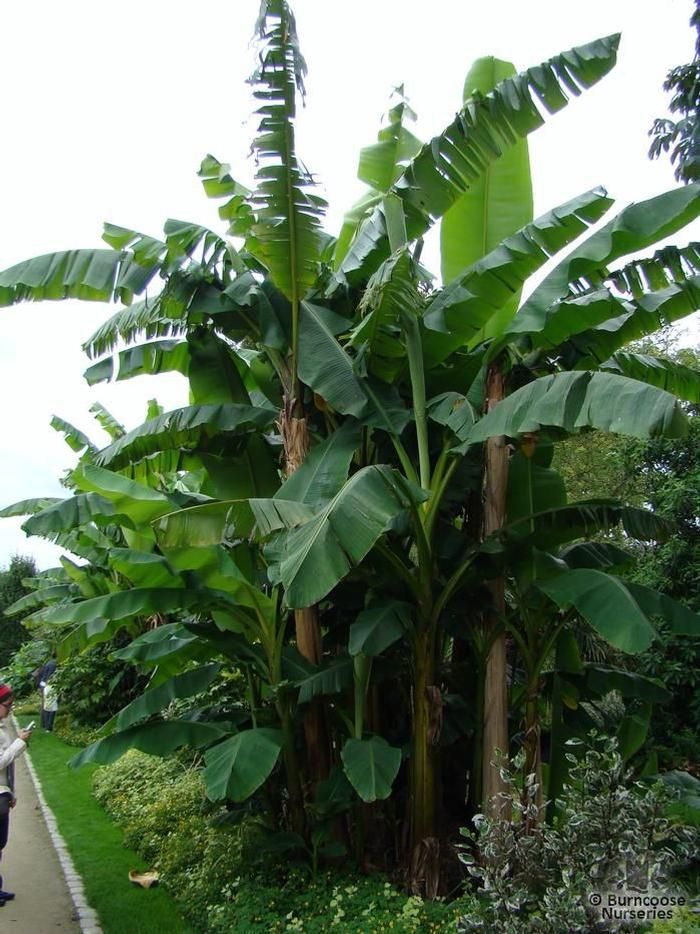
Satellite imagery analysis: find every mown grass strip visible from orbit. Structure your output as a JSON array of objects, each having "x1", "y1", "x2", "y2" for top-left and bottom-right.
[{"x1": 17, "y1": 717, "x2": 195, "y2": 934}]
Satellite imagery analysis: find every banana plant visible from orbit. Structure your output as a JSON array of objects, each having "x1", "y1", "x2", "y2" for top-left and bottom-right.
[{"x1": 2, "y1": 0, "x2": 700, "y2": 891}]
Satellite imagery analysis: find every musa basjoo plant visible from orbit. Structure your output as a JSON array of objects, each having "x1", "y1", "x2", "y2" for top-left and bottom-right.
[{"x1": 2, "y1": 0, "x2": 700, "y2": 891}]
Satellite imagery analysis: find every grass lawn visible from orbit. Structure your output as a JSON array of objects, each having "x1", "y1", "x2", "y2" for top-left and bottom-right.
[{"x1": 16, "y1": 714, "x2": 196, "y2": 934}]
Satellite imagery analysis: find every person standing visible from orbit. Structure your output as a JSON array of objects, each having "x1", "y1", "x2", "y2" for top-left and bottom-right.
[
  {"x1": 42, "y1": 680, "x2": 58, "y2": 732},
  {"x1": 38, "y1": 653, "x2": 57, "y2": 731},
  {"x1": 0, "y1": 683, "x2": 32, "y2": 907}
]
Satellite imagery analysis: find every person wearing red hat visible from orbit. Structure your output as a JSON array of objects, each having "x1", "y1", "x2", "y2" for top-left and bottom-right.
[{"x1": 0, "y1": 683, "x2": 32, "y2": 907}]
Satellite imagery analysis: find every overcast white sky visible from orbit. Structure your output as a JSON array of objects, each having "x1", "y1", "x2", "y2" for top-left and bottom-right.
[{"x1": 0, "y1": 0, "x2": 697, "y2": 569}]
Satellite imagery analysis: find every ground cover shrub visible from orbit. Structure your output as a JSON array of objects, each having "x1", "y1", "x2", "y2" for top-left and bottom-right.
[
  {"x1": 457, "y1": 736, "x2": 699, "y2": 933},
  {"x1": 93, "y1": 751, "x2": 247, "y2": 929},
  {"x1": 92, "y1": 750, "x2": 474, "y2": 931},
  {"x1": 205, "y1": 870, "x2": 473, "y2": 932}
]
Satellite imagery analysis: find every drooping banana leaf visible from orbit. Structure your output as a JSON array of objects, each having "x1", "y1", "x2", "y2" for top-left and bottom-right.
[
  {"x1": 337, "y1": 35, "x2": 620, "y2": 285},
  {"x1": 423, "y1": 187, "x2": 613, "y2": 362},
  {"x1": 21, "y1": 493, "x2": 136, "y2": 539},
  {"x1": 599, "y1": 351, "x2": 700, "y2": 404},
  {"x1": 0, "y1": 249, "x2": 160, "y2": 307},
  {"x1": 82, "y1": 287, "x2": 190, "y2": 359},
  {"x1": 508, "y1": 184, "x2": 700, "y2": 338},
  {"x1": 70, "y1": 719, "x2": 228, "y2": 769},
  {"x1": 562, "y1": 275, "x2": 700, "y2": 367},
  {"x1": 538, "y1": 572, "x2": 700, "y2": 652},
  {"x1": 84, "y1": 340, "x2": 189, "y2": 386},
  {"x1": 4, "y1": 584, "x2": 76, "y2": 617},
  {"x1": 93, "y1": 403, "x2": 275, "y2": 469},
  {"x1": 0, "y1": 497, "x2": 61, "y2": 518},
  {"x1": 71, "y1": 465, "x2": 174, "y2": 525},
  {"x1": 469, "y1": 371, "x2": 687, "y2": 443},
  {"x1": 103, "y1": 664, "x2": 222, "y2": 735},
  {"x1": 491, "y1": 500, "x2": 669, "y2": 551},
  {"x1": 440, "y1": 56, "x2": 533, "y2": 342},
  {"x1": 50, "y1": 416, "x2": 97, "y2": 456},
  {"x1": 559, "y1": 541, "x2": 633, "y2": 570},
  {"x1": 40, "y1": 587, "x2": 198, "y2": 626},
  {"x1": 265, "y1": 465, "x2": 414, "y2": 608}
]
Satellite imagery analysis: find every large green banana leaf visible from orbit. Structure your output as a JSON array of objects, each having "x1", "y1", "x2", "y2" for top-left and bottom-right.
[
  {"x1": 538, "y1": 568, "x2": 700, "y2": 653},
  {"x1": 508, "y1": 184, "x2": 700, "y2": 338},
  {"x1": 4, "y1": 584, "x2": 76, "y2": 617},
  {"x1": 337, "y1": 35, "x2": 620, "y2": 285},
  {"x1": 20, "y1": 493, "x2": 136, "y2": 539},
  {"x1": 104, "y1": 664, "x2": 221, "y2": 735},
  {"x1": 0, "y1": 498, "x2": 61, "y2": 518},
  {"x1": 70, "y1": 719, "x2": 228, "y2": 769},
  {"x1": 71, "y1": 465, "x2": 174, "y2": 525},
  {"x1": 469, "y1": 372, "x2": 687, "y2": 442},
  {"x1": 562, "y1": 276, "x2": 700, "y2": 366},
  {"x1": 107, "y1": 549, "x2": 182, "y2": 589},
  {"x1": 492, "y1": 500, "x2": 669, "y2": 551},
  {"x1": 0, "y1": 249, "x2": 159, "y2": 307},
  {"x1": 599, "y1": 352, "x2": 700, "y2": 403},
  {"x1": 440, "y1": 56, "x2": 532, "y2": 345},
  {"x1": 245, "y1": 0, "x2": 324, "y2": 302},
  {"x1": 341, "y1": 736, "x2": 402, "y2": 803},
  {"x1": 93, "y1": 403, "x2": 275, "y2": 469},
  {"x1": 85, "y1": 339, "x2": 189, "y2": 386},
  {"x1": 41, "y1": 587, "x2": 205, "y2": 626},
  {"x1": 275, "y1": 420, "x2": 361, "y2": 508},
  {"x1": 348, "y1": 600, "x2": 411, "y2": 657},
  {"x1": 204, "y1": 729, "x2": 283, "y2": 802},
  {"x1": 297, "y1": 302, "x2": 367, "y2": 415},
  {"x1": 265, "y1": 465, "x2": 413, "y2": 608},
  {"x1": 560, "y1": 541, "x2": 633, "y2": 570},
  {"x1": 423, "y1": 187, "x2": 613, "y2": 362}
]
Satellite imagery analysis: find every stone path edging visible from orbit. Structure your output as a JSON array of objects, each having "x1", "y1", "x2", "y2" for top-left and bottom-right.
[{"x1": 12, "y1": 716, "x2": 103, "y2": 934}]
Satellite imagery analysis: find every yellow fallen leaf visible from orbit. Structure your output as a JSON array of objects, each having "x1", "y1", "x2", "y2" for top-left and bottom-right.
[{"x1": 129, "y1": 870, "x2": 159, "y2": 888}]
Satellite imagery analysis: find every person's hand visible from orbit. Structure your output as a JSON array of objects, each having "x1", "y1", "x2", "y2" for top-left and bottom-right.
[
  {"x1": 18, "y1": 729, "x2": 32, "y2": 743},
  {"x1": 9, "y1": 798, "x2": 16, "y2": 809}
]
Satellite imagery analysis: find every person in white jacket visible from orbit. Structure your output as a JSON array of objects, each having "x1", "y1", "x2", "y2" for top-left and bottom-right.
[{"x1": 0, "y1": 683, "x2": 32, "y2": 907}]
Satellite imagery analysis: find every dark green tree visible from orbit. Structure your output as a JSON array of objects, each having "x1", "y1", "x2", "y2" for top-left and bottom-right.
[
  {"x1": 0, "y1": 555, "x2": 37, "y2": 667},
  {"x1": 649, "y1": 0, "x2": 700, "y2": 183}
]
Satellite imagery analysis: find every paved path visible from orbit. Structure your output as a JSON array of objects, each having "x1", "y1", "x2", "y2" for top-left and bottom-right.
[{"x1": 1, "y1": 740, "x2": 81, "y2": 933}]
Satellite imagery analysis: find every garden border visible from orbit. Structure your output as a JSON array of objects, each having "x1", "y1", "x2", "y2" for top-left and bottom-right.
[{"x1": 12, "y1": 715, "x2": 103, "y2": 934}]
